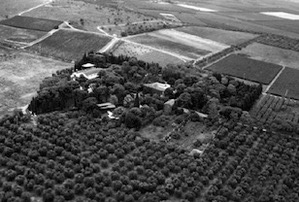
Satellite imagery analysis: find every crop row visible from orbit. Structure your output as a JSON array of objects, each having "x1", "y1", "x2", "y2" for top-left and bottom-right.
[
  {"x1": 250, "y1": 94, "x2": 299, "y2": 131},
  {"x1": 1, "y1": 110, "x2": 299, "y2": 201},
  {"x1": 256, "y1": 34, "x2": 299, "y2": 53}
]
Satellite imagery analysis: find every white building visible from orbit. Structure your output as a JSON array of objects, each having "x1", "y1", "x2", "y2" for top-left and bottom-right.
[
  {"x1": 71, "y1": 66, "x2": 102, "y2": 80},
  {"x1": 143, "y1": 82, "x2": 171, "y2": 95}
]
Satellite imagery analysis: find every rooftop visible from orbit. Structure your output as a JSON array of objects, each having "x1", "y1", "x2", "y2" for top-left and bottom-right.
[
  {"x1": 71, "y1": 67, "x2": 103, "y2": 80},
  {"x1": 144, "y1": 82, "x2": 171, "y2": 92}
]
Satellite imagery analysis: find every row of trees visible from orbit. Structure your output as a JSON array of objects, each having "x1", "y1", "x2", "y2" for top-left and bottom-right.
[{"x1": 1, "y1": 107, "x2": 298, "y2": 201}]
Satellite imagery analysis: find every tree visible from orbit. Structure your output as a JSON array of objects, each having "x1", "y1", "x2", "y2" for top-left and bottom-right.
[
  {"x1": 43, "y1": 188, "x2": 55, "y2": 202},
  {"x1": 124, "y1": 112, "x2": 141, "y2": 129},
  {"x1": 176, "y1": 92, "x2": 192, "y2": 108},
  {"x1": 134, "y1": 93, "x2": 140, "y2": 108},
  {"x1": 82, "y1": 97, "x2": 98, "y2": 112},
  {"x1": 80, "y1": 18, "x2": 84, "y2": 26}
]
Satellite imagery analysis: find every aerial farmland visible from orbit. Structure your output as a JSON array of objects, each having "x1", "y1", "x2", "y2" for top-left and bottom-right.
[
  {"x1": 26, "y1": 29, "x2": 112, "y2": 61},
  {"x1": 1, "y1": 0, "x2": 299, "y2": 202}
]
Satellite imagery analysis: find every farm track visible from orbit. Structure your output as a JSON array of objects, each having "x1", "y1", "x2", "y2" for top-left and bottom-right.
[
  {"x1": 122, "y1": 39, "x2": 189, "y2": 62},
  {"x1": 99, "y1": 37, "x2": 119, "y2": 53},
  {"x1": 201, "y1": 52, "x2": 233, "y2": 70},
  {"x1": 21, "y1": 29, "x2": 59, "y2": 49},
  {"x1": 96, "y1": 25, "x2": 188, "y2": 61},
  {"x1": 265, "y1": 66, "x2": 286, "y2": 93},
  {"x1": 18, "y1": 0, "x2": 53, "y2": 16}
]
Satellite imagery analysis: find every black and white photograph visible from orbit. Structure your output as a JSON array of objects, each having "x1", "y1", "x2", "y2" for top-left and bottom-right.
[{"x1": 1, "y1": 0, "x2": 299, "y2": 201}]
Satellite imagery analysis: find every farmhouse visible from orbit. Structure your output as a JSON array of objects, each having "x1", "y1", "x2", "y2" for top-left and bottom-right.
[
  {"x1": 71, "y1": 67, "x2": 101, "y2": 80},
  {"x1": 143, "y1": 82, "x2": 171, "y2": 95}
]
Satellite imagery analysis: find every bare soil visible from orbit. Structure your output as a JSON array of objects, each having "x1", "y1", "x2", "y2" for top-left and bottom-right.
[{"x1": 0, "y1": 50, "x2": 70, "y2": 117}]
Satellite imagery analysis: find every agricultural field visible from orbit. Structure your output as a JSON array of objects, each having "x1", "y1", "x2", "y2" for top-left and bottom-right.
[
  {"x1": 2, "y1": 109, "x2": 299, "y2": 201},
  {"x1": 239, "y1": 42, "x2": 299, "y2": 70},
  {"x1": 173, "y1": 12, "x2": 207, "y2": 26},
  {"x1": 23, "y1": 0, "x2": 162, "y2": 36},
  {"x1": 0, "y1": 25, "x2": 46, "y2": 44},
  {"x1": 122, "y1": 0, "x2": 299, "y2": 38},
  {"x1": 26, "y1": 29, "x2": 112, "y2": 62},
  {"x1": 0, "y1": 51, "x2": 70, "y2": 118},
  {"x1": 194, "y1": 11, "x2": 299, "y2": 39},
  {"x1": 128, "y1": 29, "x2": 229, "y2": 60},
  {"x1": 0, "y1": 16, "x2": 62, "y2": 32},
  {"x1": 221, "y1": 12, "x2": 284, "y2": 21},
  {"x1": 256, "y1": 34, "x2": 299, "y2": 52},
  {"x1": 122, "y1": 0, "x2": 196, "y2": 14},
  {"x1": 268, "y1": 67, "x2": 299, "y2": 100},
  {"x1": 253, "y1": 20, "x2": 299, "y2": 35},
  {"x1": 0, "y1": 0, "x2": 46, "y2": 20},
  {"x1": 111, "y1": 41, "x2": 184, "y2": 67},
  {"x1": 175, "y1": 26, "x2": 258, "y2": 46},
  {"x1": 251, "y1": 94, "x2": 299, "y2": 130},
  {"x1": 207, "y1": 54, "x2": 282, "y2": 85}
]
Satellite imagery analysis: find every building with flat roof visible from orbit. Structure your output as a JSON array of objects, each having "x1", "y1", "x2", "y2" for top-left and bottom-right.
[
  {"x1": 143, "y1": 82, "x2": 171, "y2": 95},
  {"x1": 71, "y1": 67, "x2": 102, "y2": 80}
]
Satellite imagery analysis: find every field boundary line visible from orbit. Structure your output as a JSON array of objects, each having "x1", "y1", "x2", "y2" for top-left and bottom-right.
[
  {"x1": 96, "y1": 26, "x2": 111, "y2": 36},
  {"x1": 122, "y1": 39, "x2": 189, "y2": 62},
  {"x1": 98, "y1": 19, "x2": 164, "y2": 28},
  {"x1": 60, "y1": 28, "x2": 112, "y2": 38},
  {"x1": 265, "y1": 65, "x2": 285, "y2": 93},
  {"x1": 21, "y1": 29, "x2": 59, "y2": 49},
  {"x1": 201, "y1": 52, "x2": 234, "y2": 70},
  {"x1": 99, "y1": 37, "x2": 119, "y2": 53}
]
